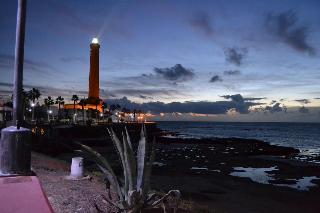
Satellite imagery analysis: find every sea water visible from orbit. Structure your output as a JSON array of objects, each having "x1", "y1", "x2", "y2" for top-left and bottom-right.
[{"x1": 157, "y1": 121, "x2": 320, "y2": 157}]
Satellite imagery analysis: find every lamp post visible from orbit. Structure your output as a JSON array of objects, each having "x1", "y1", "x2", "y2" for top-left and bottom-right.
[
  {"x1": 48, "y1": 110, "x2": 52, "y2": 121},
  {"x1": 31, "y1": 102, "x2": 35, "y2": 121},
  {"x1": 0, "y1": 0, "x2": 31, "y2": 176}
]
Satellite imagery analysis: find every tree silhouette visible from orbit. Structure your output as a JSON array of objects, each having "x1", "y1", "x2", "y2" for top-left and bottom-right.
[
  {"x1": 71, "y1": 94, "x2": 79, "y2": 119},
  {"x1": 55, "y1": 96, "x2": 65, "y2": 121},
  {"x1": 27, "y1": 88, "x2": 40, "y2": 121},
  {"x1": 44, "y1": 96, "x2": 54, "y2": 121},
  {"x1": 79, "y1": 99, "x2": 87, "y2": 124}
]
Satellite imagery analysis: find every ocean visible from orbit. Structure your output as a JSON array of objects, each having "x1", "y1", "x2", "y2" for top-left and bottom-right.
[{"x1": 157, "y1": 121, "x2": 320, "y2": 157}]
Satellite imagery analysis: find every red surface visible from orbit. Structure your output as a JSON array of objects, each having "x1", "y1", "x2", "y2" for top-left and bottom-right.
[{"x1": 0, "y1": 176, "x2": 53, "y2": 213}]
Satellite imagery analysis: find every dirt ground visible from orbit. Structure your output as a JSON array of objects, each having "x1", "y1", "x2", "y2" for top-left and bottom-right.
[{"x1": 32, "y1": 152, "x2": 118, "y2": 213}]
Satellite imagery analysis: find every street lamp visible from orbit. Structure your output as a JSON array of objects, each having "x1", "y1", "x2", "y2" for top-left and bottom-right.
[
  {"x1": 73, "y1": 113, "x2": 77, "y2": 123},
  {"x1": 31, "y1": 102, "x2": 35, "y2": 121},
  {"x1": 48, "y1": 110, "x2": 52, "y2": 121}
]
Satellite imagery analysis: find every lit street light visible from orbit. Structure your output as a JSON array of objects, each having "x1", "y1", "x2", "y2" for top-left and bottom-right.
[
  {"x1": 31, "y1": 102, "x2": 35, "y2": 121},
  {"x1": 48, "y1": 110, "x2": 52, "y2": 121}
]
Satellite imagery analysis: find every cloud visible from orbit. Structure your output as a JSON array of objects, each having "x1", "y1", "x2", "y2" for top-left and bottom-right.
[
  {"x1": 224, "y1": 47, "x2": 248, "y2": 66},
  {"x1": 298, "y1": 106, "x2": 309, "y2": 113},
  {"x1": 189, "y1": 11, "x2": 214, "y2": 37},
  {"x1": 0, "y1": 54, "x2": 56, "y2": 74},
  {"x1": 223, "y1": 70, "x2": 241, "y2": 76},
  {"x1": 265, "y1": 10, "x2": 315, "y2": 55},
  {"x1": 221, "y1": 94, "x2": 265, "y2": 102},
  {"x1": 294, "y1": 99, "x2": 310, "y2": 104},
  {"x1": 209, "y1": 75, "x2": 222, "y2": 83},
  {"x1": 153, "y1": 64, "x2": 195, "y2": 82},
  {"x1": 110, "y1": 88, "x2": 180, "y2": 98},
  {"x1": 264, "y1": 102, "x2": 286, "y2": 113},
  {"x1": 106, "y1": 95, "x2": 263, "y2": 114}
]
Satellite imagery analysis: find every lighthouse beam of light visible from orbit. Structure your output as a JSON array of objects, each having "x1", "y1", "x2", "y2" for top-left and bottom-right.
[{"x1": 96, "y1": 0, "x2": 126, "y2": 38}]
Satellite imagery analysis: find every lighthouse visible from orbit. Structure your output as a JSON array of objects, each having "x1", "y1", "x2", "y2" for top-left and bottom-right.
[
  {"x1": 64, "y1": 38, "x2": 103, "y2": 113},
  {"x1": 88, "y1": 38, "x2": 100, "y2": 101}
]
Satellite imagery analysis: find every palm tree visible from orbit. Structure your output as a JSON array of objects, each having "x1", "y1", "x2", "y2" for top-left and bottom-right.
[
  {"x1": 79, "y1": 99, "x2": 86, "y2": 124},
  {"x1": 55, "y1": 96, "x2": 65, "y2": 121},
  {"x1": 71, "y1": 95, "x2": 79, "y2": 122},
  {"x1": 27, "y1": 88, "x2": 41, "y2": 121},
  {"x1": 44, "y1": 96, "x2": 54, "y2": 121},
  {"x1": 71, "y1": 95, "x2": 79, "y2": 112}
]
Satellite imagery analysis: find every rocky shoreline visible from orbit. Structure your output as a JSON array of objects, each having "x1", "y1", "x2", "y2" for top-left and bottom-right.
[
  {"x1": 149, "y1": 135, "x2": 320, "y2": 212},
  {"x1": 31, "y1": 124, "x2": 320, "y2": 212}
]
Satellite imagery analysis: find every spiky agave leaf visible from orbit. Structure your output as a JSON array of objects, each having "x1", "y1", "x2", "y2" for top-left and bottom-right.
[
  {"x1": 142, "y1": 136, "x2": 156, "y2": 198},
  {"x1": 136, "y1": 125, "x2": 147, "y2": 192},
  {"x1": 125, "y1": 126, "x2": 133, "y2": 150},
  {"x1": 107, "y1": 128, "x2": 129, "y2": 200},
  {"x1": 74, "y1": 141, "x2": 123, "y2": 199},
  {"x1": 107, "y1": 128, "x2": 125, "y2": 163},
  {"x1": 122, "y1": 131, "x2": 137, "y2": 193}
]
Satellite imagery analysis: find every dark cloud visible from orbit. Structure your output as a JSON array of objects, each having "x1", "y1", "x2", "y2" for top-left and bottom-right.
[
  {"x1": 244, "y1": 97, "x2": 267, "y2": 101},
  {"x1": 189, "y1": 11, "x2": 214, "y2": 36},
  {"x1": 221, "y1": 94, "x2": 265, "y2": 102},
  {"x1": 139, "y1": 95, "x2": 147, "y2": 99},
  {"x1": 314, "y1": 98, "x2": 320, "y2": 100},
  {"x1": 221, "y1": 94, "x2": 245, "y2": 102},
  {"x1": 294, "y1": 99, "x2": 310, "y2": 104},
  {"x1": 298, "y1": 106, "x2": 309, "y2": 113},
  {"x1": 265, "y1": 10, "x2": 315, "y2": 55},
  {"x1": 223, "y1": 70, "x2": 241, "y2": 76},
  {"x1": 224, "y1": 47, "x2": 248, "y2": 66},
  {"x1": 111, "y1": 88, "x2": 179, "y2": 97},
  {"x1": 139, "y1": 95, "x2": 153, "y2": 100},
  {"x1": 270, "y1": 100, "x2": 277, "y2": 104},
  {"x1": 264, "y1": 102, "x2": 286, "y2": 113},
  {"x1": 209, "y1": 75, "x2": 222, "y2": 83},
  {"x1": 106, "y1": 95, "x2": 262, "y2": 115},
  {"x1": 153, "y1": 64, "x2": 195, "y2": 82}
]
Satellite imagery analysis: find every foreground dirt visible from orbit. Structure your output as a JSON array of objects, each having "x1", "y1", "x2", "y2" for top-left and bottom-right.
[{"x1": 31, "y1": 152, "x2": 118, "y2": 213}]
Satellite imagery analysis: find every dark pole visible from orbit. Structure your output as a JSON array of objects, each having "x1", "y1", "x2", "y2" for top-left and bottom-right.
[
  {"x1": 13, "y1": 0, "x2": 27, "y2": 129},
  {"x1": 0, "y1": 0, "x2": 31, "y2": 176}
]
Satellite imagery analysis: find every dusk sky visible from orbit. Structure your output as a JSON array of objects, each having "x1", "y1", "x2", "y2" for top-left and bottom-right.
[{"x1": 1, "y1": 0, "x2": 320, "y2": 121}]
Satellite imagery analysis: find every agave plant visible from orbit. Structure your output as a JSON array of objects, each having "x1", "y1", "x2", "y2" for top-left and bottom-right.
[{"x1": 76, "y1": 125, "x2": 181, "y2": 212}]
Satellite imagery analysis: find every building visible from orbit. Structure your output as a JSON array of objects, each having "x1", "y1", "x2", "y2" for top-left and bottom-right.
[{"x1": 64, "y1": 38, "x2": 103, "y2": 113}]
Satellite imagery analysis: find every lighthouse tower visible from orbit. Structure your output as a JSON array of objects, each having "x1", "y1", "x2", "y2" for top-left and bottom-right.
[
  {"x1": 88, "y1": 38, "x2": 100, "y2": 101},
  {"x1": 63, "y1": 38, "x2": 103, "y2": 113}
]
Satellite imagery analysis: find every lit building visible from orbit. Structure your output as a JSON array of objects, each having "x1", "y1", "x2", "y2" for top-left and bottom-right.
[{"x1": 64, "y1": 38, "x2": 103, "y2": 112}]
